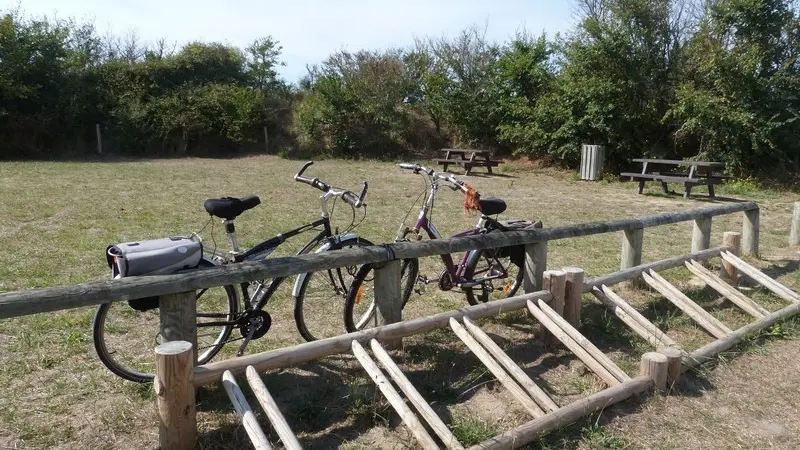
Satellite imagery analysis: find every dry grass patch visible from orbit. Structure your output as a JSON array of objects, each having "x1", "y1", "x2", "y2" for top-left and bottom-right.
[{"x1": 0, "y1": 156, "x2": 798, "y2": 448}]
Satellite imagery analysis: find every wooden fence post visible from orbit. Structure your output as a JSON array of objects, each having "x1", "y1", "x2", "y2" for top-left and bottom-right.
[
  {"x1": 542, "y1": 270, "x2": 566, "y2": 347},
  {"x1": 639, "y1": 352, "x2": 668, "y2": 392},
  {"x1": 790, "y1": 202, "x2": 800, "y2": 246},
  {"x1": 374, "y1": 260, "x2": 402, "y2": 349},
  {"x1": 657, "y1": 346, "x2": 682, "y2": 388},
  {"x1": 721, "y1": 231, "x2": 741, "y2": 284},
  {"x1": 155, "y1": 340, "x2": 196, "y2": 450},
  {"x1": 563, "y1": 267, "x2": 584, "y2": 327},
  {"x1": 742, "y1": 208, "x2": 759, "y2": 257},
  {"x1": 263, "y1": 126, "x2": 269, "y2": 153},
  {"x1": 692, "y1": 217, "x2": 712, "y2": 255},
  {"x1": 159, "y1": 291, "x2": 198, "y2": 362},
  {"x1": 620, "y1": 228, "x2": 643, "y2": 287},
  {"x1": 524, "y1": 242, "x2": 547, "y2": 294}
]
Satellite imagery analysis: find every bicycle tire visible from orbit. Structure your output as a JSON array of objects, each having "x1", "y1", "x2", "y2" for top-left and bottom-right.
[
  {"x1": 92, "y1": 259, "x2": 238, "y2": 383},
  {"x1": 344, "y1": 258, "x2": 419, "y2": 333},
  {"x1": 293, "y1": 236, "x2": 375, "y2": 342},
  {"x1": 462, "y1": 246, "x2": 523, "y2": 305}
]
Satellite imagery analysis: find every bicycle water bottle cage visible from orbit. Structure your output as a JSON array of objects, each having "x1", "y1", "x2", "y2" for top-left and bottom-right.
[
  {"x1": 204, "y1": 196, "x2": 261, "y2": 220},
  {"x1": 478, "y1": 197, "x2": 507, "y2": 216}
]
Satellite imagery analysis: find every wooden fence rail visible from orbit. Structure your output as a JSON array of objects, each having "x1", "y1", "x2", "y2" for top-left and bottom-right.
[{"x1": 0, "y1": 201, "x2": 758, "y2": 319}]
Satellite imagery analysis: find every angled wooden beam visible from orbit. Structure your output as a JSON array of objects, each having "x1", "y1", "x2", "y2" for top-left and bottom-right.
[
  {"x1": 537, "y1": 299, "x2": 631, "y2": 383},
  {"x1": 351, "y1": 341, "x2": 439, "y2": 450},
  {"x1": 450, "y1": 318, "x2": 545, "y2": 418},
  {"x1": 525, "y1": 300, "x2": 621, "y2": 387},
  {"x1": 462, "y1": 317, "x2": 559, "y2": 413},
  {"x1": 642, "y1": 271, "x2": 731, "y2": 339},
  {"x1": 685, "y1": 260, "x2": 768, "y2": 318},
  {"x1": 222, "y1": 370, "x2": 272, "y2": 450},
  {"x1": 720, "y1": 251, "x2": 800, "y2": 304},
  {"x1": 370, "y1": 340, "x2": 464, "y2": 450},
  {"x1": 593, "y1": 286, "x2": 680, "y2": 349},
  {"x1": 245, "y1": 366, "x2": 302, "y2": 450}
]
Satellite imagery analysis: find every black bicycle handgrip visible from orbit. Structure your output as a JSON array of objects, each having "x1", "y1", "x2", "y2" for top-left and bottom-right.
[
  {"x1": 296, "y1": 161, "x2": 314, "y2": 178},
  {"x1": 342, "y1": 190, "x2": 359, "y2": 207}
]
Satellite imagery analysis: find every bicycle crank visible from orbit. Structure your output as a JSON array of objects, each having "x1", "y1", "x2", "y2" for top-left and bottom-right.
[{"x1": 236, "y1": 310, "x2": 272, "y2": 356}]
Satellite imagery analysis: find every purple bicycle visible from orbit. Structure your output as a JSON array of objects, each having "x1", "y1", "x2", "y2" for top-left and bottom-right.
[{"x1": 344, "y1": 163, "x2": 541, "y2": 332}]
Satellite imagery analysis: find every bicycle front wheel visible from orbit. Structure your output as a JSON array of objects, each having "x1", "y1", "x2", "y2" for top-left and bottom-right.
[
  {"x1": 293, "y1": 236, "x2": 374, "y2": 342},
  {"x1": 462, "y1": 246, "x2": 524, "y2": 305},
  {"x1": 344, "y1": 258, "x2": 419, "y2": 333},
  {"x1": 92, "y1": 261, "x2": 238, "y2": 383}
]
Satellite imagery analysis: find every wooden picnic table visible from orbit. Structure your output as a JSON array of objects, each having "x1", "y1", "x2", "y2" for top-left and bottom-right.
[
  {"x1": 621, "y1": 159, "x2": 729, "y2": 198},
  {"x1": 433, "y1": 149, "x2": 503, "y2": 175}
]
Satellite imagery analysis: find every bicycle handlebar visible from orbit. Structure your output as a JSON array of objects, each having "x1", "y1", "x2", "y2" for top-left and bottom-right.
[
  {"x1": 397, "y1": 162, "x2": 469, "y2": 193},
  {"x1": 294, "y1": 161, "x2": 367, "y2": 207}
]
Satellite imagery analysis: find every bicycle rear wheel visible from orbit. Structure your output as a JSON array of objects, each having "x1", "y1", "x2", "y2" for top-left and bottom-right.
[
  {"x1": 344, "y1": 258, "x2": 419, "y2": 333},
  {"x1": 462, "y1": 246, "x2": 523, "y2": 305},
  {"x1": 92, "y1": 260, "x2": 238, "y2": 383},
  {"x1": 293, "y1": 236, "x2": 374, "y2": 342}
]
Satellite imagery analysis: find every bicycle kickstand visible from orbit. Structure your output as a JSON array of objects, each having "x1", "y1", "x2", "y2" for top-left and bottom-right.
[{"x1": 237, "y1": 326, "x2": 257, "y2": 357}]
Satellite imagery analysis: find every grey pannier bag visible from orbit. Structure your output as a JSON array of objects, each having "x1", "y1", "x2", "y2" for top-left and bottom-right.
[{"x1": 106, "y1": 236, "x2": 203, "y2": 311}]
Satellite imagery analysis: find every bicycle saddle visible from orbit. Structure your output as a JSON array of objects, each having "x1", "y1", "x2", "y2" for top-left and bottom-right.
[
  {"x1": 203, "y1": 196, "x2": 261, "y2": 220},
  {"x1": 478, "y1": 197, "x2": 506, "y2": 216}
]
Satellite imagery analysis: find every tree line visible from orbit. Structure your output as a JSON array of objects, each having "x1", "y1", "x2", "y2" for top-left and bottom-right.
[{"x1": 2, "y1": 0, "x2": 799, "y2": 177}]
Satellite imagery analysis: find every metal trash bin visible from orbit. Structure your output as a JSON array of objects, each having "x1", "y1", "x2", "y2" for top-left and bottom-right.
[{"x1": 580, "y1": 144, "x2": 605, "y2": 181}]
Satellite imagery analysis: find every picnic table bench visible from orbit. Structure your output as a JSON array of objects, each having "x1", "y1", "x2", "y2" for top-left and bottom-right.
[
  {"x1": 434, "y1": 149, "x2": 504, "y2": 175},
  {"x1": 621, "y1": 159, "x2": 729, "y2": 198}
]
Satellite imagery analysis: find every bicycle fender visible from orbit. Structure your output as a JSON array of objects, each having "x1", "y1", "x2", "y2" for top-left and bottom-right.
[{"x1": 291, "y1": 233, "x2": 361, "y2": 298}]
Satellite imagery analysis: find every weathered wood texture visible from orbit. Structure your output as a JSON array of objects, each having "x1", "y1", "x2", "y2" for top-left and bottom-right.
[
  {"x1": 591, "y1": 286, "x2": 679, "y2": 348},
  {"x1": 791, "y1": 202, "x2": 800, "y2": 246},
  {"x1": 563, "y1": 267, "x2": 584, "y2": 326},
  {"x1": 721, "y1": 232, "x2": 742, "y2": 283},
  {"x1": 159, "y1": 291, "x2": 198, "y2": 362},
  {"x1": 658, "y1": 346, "x2": 683, "y2": 386},
  {"x1": 584, "y1": 247, "x2": 724, "y2": 291},
  {"x1": 542, "y1": 270, "x2": 566, "y2": 347},
  {"x1": 684, "y1": 260, "x2": 768, "y2": 318},
  {"x1": 526, "y1": 300, "x2": 621, "y2": 387},
  {"x1": 524, "y1": 242, "x2": 547, "y2": 294},
  {"x1": 684, "y1": 300, "x2": 800, "y2": 371},
  {"x1": 461, "y1": 317, "x2": 558, "y2": 413},
  {"x1": 374, "y1": 260, "x2": 402, "y2": 349},
  {"x1": 642, "y1": 271, "x2": 731, "y2": 339},
  {"x1": 742, "y1": 208, "x2": 760, "y2": 257},
  {"x1": 222, "y1": 370, "x2": 272, "y2": 450},
  {"x1": 194, "y1": 290, "x2": 552, "y2": 386},
  {"x1": 370, "y1": 340, "x2": 465, "y2": 450},
  {"x1": 639, "y1": 352, "x2": 668, "y2": 392},
  {"x1": 720, "y1": 251, "x2": 800, "y2": 303},
  {"x1": 537, "y1": 300, "x2": 631, "y2": 383},
  {"x1": 620, "y1": 228, "x2": 644, "y2": 272},
  {"x1": 450, "y1": 318, "x2": 545, "y2": 418},
  {"x1": 692, "y1": 217, "x2": 712, "y2": 254},
  {"x1": 351, "y1": 341, "x2": 439, "y2": 450},
  {"x1": 0, "y1": 202, "x2": 757, "y2": 319},
  {"x1": 468, "y1": 377, "x2": 654, "y2": 450},
  {"x1": 245, "y1": 366, "x2": 302, "y2": 450},
  {"x1": 155, "y1": 341, "x2": 196, "y2": 450}
]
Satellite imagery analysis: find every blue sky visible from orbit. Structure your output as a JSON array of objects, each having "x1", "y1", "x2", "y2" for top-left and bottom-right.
[{"x1": 6, "y1": 0, "x2": 577, "y2": 82}]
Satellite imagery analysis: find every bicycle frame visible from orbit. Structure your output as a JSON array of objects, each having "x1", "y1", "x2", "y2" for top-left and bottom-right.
[{"x1": 402, "y1": 174, "x2": 492, "y2": 284}]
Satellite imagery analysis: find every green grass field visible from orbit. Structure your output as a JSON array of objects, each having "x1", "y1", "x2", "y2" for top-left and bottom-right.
[{"x1": 0, "y1": 156, "x2": 798, "y2": 449}]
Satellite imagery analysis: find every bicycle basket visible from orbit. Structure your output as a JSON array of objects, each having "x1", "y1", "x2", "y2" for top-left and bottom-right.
[{"x1": 106, "y1": 236, "x2": 202, "y2": 311}]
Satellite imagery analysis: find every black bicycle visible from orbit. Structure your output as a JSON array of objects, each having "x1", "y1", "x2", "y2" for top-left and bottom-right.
[{"x1": 92, "y1": 161, "x2": 373, "y2": 382}]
